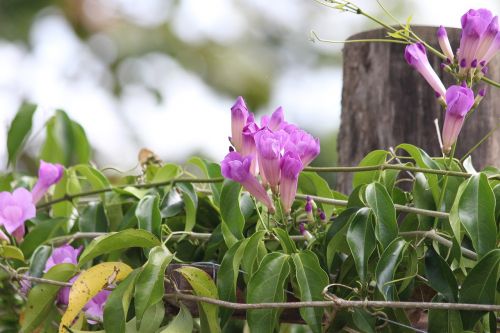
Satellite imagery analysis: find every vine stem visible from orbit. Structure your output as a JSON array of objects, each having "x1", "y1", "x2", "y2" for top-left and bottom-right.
[{"x1": 163, "y1": 292, "x2": 500, "y2": 312}]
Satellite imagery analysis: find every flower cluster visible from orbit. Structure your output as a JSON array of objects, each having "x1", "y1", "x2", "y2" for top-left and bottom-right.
[
  {"x1": 221, "y1": 97, "x2": 320, "y2": 214},
  {"x1": 0, "y1": 161, "x2": 63, "y2": 243},
  {"x1": 404, "y1": 8, "x2": 498, "y2": 155},
  {"x1": 44, "y1": 244, "x2": 110, "y2": 323}
]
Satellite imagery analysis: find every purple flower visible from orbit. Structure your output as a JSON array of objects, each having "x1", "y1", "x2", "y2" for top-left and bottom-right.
[
  {"x1": 286, "y1": 129, "x2": 320, "y2": 167},
  {"x1": 441, "y1": 85, "x2": 475, "y2": 154},
  {"x1": 230, "y1": 96, "x2": 249, "y2": 152},
  {"x1": 268, "y1": 107, "x2": 285, "y2": 131},
  {"x1": 241, "y1": 122, "x2": 260, "y2": 175},
  {"x1": 254, "y1": 128, "x2": 286, "y2": 191},
  {"x1": 299, "y1": 223, "x2": 314, "y2": 241},
  {"x1": 475, "y1": 16, "x2": 499, "y2": 65},
  {"x1": 405, "y1": 43, "x2": 446, "y2": 97},
  {"x1": 437, "y1": 26, "x2": 454, "y2": 61},
  {"x1": 85, "y1": 289, "x2": 111, "y2": 324},
  {"x1": 279, "y1": 151, "x2": 303, "y2": 214},
  {"x1": 0, "y1": 188, "x2": 36, "y2": 242},
  {"x1": 459, "y1": 9, "x2": 494, "y2": 70},
  {"x1": 32, "y1": 160, "x2": 64, "y2": 203},
  {"x1": 57, "y1": 275, "x2": 78, "y2": 305},
  {"x1": 221, "y1": 152, "x2": 275, "y2": 213},
  {"x1": 318, "y1": 209, "x2": 326, "y2": 222},
  {"x1": 44, "y1": 244, "x2": 82, "y2": 272}
]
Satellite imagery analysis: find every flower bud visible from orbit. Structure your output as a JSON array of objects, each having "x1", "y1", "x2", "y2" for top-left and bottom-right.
[
  {"x1": 437, "y1": 26, "x2": 454, "y2": 61},
  {"x1": 404, "y1": 43, "x2": 446, "y2": 97}
]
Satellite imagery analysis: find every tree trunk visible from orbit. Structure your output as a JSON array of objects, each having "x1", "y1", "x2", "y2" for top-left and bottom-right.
[{"x1": 337, "y1": 26, "x2": 500, "y2": 193}]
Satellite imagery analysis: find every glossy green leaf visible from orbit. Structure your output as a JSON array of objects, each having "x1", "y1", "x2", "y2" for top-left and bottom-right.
[
  {"x1": 457, "y1": 173, "x2": 496, "y2": 256},
  {"x1": 352, "y1": 150, "x2": 388, "y2": 188},
  {"x1": 188, "y1": 157, "x2": 223, "y2": 207},
  {"x1": 459, "y1": 249, "x2": 500, "y2": 328},
  {"x1": 397, "y1": 144, "x2": 441, "y2": 203},
  {"x1": 177, "y1": 183, "x2": 198, "y2": 232},
  {"x1": 365, "y1": 182, "x2": 398, "y2": 249},
  {"x1": 247, "y1": 252, "x2": 290, "y2": 333},
  {"x1": 220, "y1": 180, "x2": 244, "y2": 247},
  {"x1": 78, "y1": 229, "x2": 161, "y2": 266},
  {"x1": 352, "y1": 308, "x2": 376, "y2": 333},
  {"x1": 103, "y1": 269, "x2": 139, "y2": 333},
  {"x1": 0, "y1": 244, "x2": 24, "y2": 261},
  {"x1": 493, "y1": 184, "x2": 500, "y2": 221},
  {"x1": 70, "y1": 121, "x2": 91, "y2": 164},
  {"x1": 134, "y1": 246, "x2": 172, "y2": 327},
  {"x1": 73, "y1": 165, "x2": 110, "y2": 191},
  {"x1": 138, "y1": 301, "x2": 165, "y2": 333},
  {"x1": 20, "y1": 263, "x2": 77, "y2": 333},
  {"x1": 240, "y1": 231, "x2": 268, "y2": 281},
  {"x1": 375, "y1": 238, "x2": 407, "y2": 301},
  {"x1": 7, "y1": 102, "x2": 37, "y2": 166},
  {"x1": 152, "y1": 163, "x2": 182, "y2": 183},
  {"x1": 428, "y1": 294, "x2": 463, "y2": 333},
  {"x1": 412, "y1": 173, "x2": 436, "y2": 230},
  {"x1": 273, "y1": 228, "x2": 297, "y2": 254},
  {"x1": 28, "y1": 245, "x2": 52, "y2": 278},
  {"x1": 291, "y1": 251, "x2": 329, "y2": 333},
  {"x1": 325, "y1": 208, "x2": 357, "y2": 270},
  {"x1": 424, "y1": 247, "x2": 458, "y2": 302},
  {"x1": 158, "y1": 303, "x2": 193, "y2": 333},
  {"x1": 298, "y1": 171, "x2": 336, "y2": 220},
  {"x1": 51, "y1": 169, "x2": 81, "y2": 219},
  {"x1": 346, "y1": 208, "x2": 375, "y2": 283},
  {"x1": 78, "y1": 203, "x2": 107, "y2": 233},
  {"x1": 136, "y1": 194, "x2": 162, "y2": 238},
  {"x1": 176, "y1": 266, "x2": 221, "y2": 333},
  {"x1": 21, "y1": 218, "x2": 66, "y2": 257}
]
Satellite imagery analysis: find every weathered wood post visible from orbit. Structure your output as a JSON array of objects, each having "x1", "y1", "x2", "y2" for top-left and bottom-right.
[{"x1": 337, "y1": 27, "x2": 500, "y2": 193}]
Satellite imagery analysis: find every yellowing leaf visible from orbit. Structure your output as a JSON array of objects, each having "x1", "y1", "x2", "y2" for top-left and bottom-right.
[{"x1": 59, "y1": 262, "x2": 133, "y2": 332}]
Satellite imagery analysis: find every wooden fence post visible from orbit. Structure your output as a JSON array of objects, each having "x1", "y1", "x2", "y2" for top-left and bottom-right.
[{"x1": 337, "y1": 26, "x2": 500, "y2": 193}]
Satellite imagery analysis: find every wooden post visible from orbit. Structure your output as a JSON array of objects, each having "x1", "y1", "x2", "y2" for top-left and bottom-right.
[{"x1": 337, "y1": 26, "x2": 500, "y2": 193}]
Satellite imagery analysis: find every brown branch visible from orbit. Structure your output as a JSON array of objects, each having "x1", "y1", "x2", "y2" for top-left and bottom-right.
[{"x1": 164, "y1": 292, "x2": 500, "y2": 312}]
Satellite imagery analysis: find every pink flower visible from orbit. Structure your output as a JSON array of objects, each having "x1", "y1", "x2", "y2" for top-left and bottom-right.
[
  {"x1": 44, "y1": 244, "x2": 82, "y2": 272},
  {"x1": 437, "y1": 26, "x2": 454, "y2": 61},
  {"x1": 221, "y1": 152, "x2": 275, "y2": 213},
  {"x1": 0, "y1": 188, "x2": 36, "y2": 242},
  {"x1": 241, "y1": 122, "x2": 260, "y2": 175},
  {"x1": 32, "y1": 160, "x2": 64, "y2": 203},
  {"x1": 459, "y1": 9, "x2": 494, "y2": 70},
  {"x1": 441, "y1": 85, "x2": 475, "y2": 154},
  {"x1": 286, "y1": 129, "x2": 320, "y2": 167},
  {"x1": 85, "y1": 289, "x2": 111, "y2": 324},
  {"x1": 279, "y1": 151, "x2": 303, "y2": 214},
  {"x1": 254, "y1": 128, "x2": 288, "y2": 191},
  {"x1": 230, "y1": 96, "x2": 249, "y2": 152},
  {"x1": 405, "y1": 43, "x2": 446, "y2": 97}
]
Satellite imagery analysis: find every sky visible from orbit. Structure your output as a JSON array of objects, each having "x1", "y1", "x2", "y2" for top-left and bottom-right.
[{"x1": 0, "y1": 0, "x2": 498, "y2": 170}]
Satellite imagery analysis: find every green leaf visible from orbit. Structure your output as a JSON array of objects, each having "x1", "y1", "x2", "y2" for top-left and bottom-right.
[
  {"x1": 188, "y1": 157, "x2": 223, "y2": 207},
  {"x1": 346, "y1": 208, "x2": 376, "y2": 283},
  {"x1": 247, "y1": 252, "x2": 290, "y2": 333},
  {"x1": 7, "y1": 102, "x2": 37, "y2": 166},
  {"x1": 136, "y1": 194, "x2": 162, "y2": 238},
  {"x1": 134, "y1": 246, "x2": 172, "y2": 327},
  {"x1": 0, "y1": 244, "x2": 24, "y2": 261},
  {"x1": 217, "y1": 239, "x2": 248, "y2": 326},
  {"x1": 325, "y1": 208, "x2": 357, "y2": 270},
  {"x1": 20, "y1": 263, "x2": 77, "y2": 333},
  {"x1": 493, "y1": 184, "x2": 500, "y2": 221},
  {"x1": 138, "y1": 301, "x2": 165, "y2": 333},
  {"x1": 28, "y1": 245, "x2": 52, "y2": 278},
  {"x1": 78, "y1": 203, "x2": 107, "y2": 233},
  {"x1": 240, "y1": 231, "x2": 268, "y2": 281},
  {"x1": 73, "y1": 165, "x2": 110, "y2": 191},
  {"x1": 456, "y1": 173, "x2": 496, "y2": 256},
  {"x1": 352, "y1": 150, "x2": 388, "y2": 188},
  {"x1": 70, "y1": 121, "x2": 91, "y2": 164},
  {"x1": 176, "y1": 266, "x2": 221, "y2": 333},
  {"x1": 375, "y1": 238, "x2": 407, "y2": 301},
  {"x1": 51, "y1": 169, "x2": 81, "y2": 219},
  {"x1": 428, "y1": 294, "x2": 463, "y2": 333},
  {"x1": 298, "y1": 171, "x2": 336, "y2": 220},
  {"x1": 177, "y1": 183, "x2": 198, "y2": 233},
  {"x1": 273, "y1": 228, "x2": 297, "y2": 254},
  {"x1": 152, "y1": 163, "x2": 182, "y2": 183},
  {"x1": 412, "y1": 173, "x2": 436, "y2": 230},
  {"x1": 21, "y1": 218, "x2": 66, "y2": 258},
  {"x1": 459, "y1": 249, "x2": 500, "y2": 328},
  {"x1": 365, "y1": 182, "x2": 398, "y2": 249},
  {"x1": 78, "y1": 229, "x2": 161, "y2": 266},
  {"x1": 158, "y1": 303, "x2": 193, "y2": 333},
  {"x1": 424, "y1": 247, "x2": 458, "y2": 302},
  {"x1": 220, "y1": 180, "x2": 244, "y2": 247},
  {"x1": 291, "y1": 251, "x2": 329, "y2": 333},
  {"x1": 397, "y1": 144, "x2": 441, "y2": 203},
  {"x1": 103, "y1": 269, "x2": 139, "y2": 333},
  {"x1": 352, "y1": 308, "x2": 376, "y2": 333}
]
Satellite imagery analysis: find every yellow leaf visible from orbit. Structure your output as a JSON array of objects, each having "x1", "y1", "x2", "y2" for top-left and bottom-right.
[{"x1": 59, "y1": 262, "x2": 133, "y2": 333}]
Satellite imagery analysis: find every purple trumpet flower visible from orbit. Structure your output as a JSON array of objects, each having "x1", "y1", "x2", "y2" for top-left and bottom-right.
[
  {"x1": 44, "y1": 244, "x2": 82, "y2": 304},
  {"x1": 230, "y1": 96, "x2": 249, "y2": 152},
  {"x1": 437, "y1": 26, "x2": 454, "y2": 61},
  {"x1": 404, "y1": 43, "x2": 446, "y2": 97},
  {"x1": 241, "y1": 122, "x2": 260, "y2": 176},
  {"x1": 32, "y1": 160, "x2": 64, "y2": 203},
  {"x1": 286, "y1": 129, "x2": 320, "y2": 167},
  {"x1": 0, "y1": 188, "x2": 36, "y2": 242},
  {"x1": 279, "y1": 151, "x2": 303, "y2": 214},
  {"x1": 254, "y1": 128, "x2": 286, "y2": 191},
  {"x1": 268, "y1": 106, "x2": 285, "y2": 131},
  {"x1": 85, "y1": 290, "x2": 111, "y2": 324},
  {"x1": 459, "y1": 9, "x2": 494, "y2": 71},
  {"x1": 441, "y1": 85, "x2": 475, "y2": 154},
  {"x1": 221, "y1": 152, "x2": 275, "y2": 213}
]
